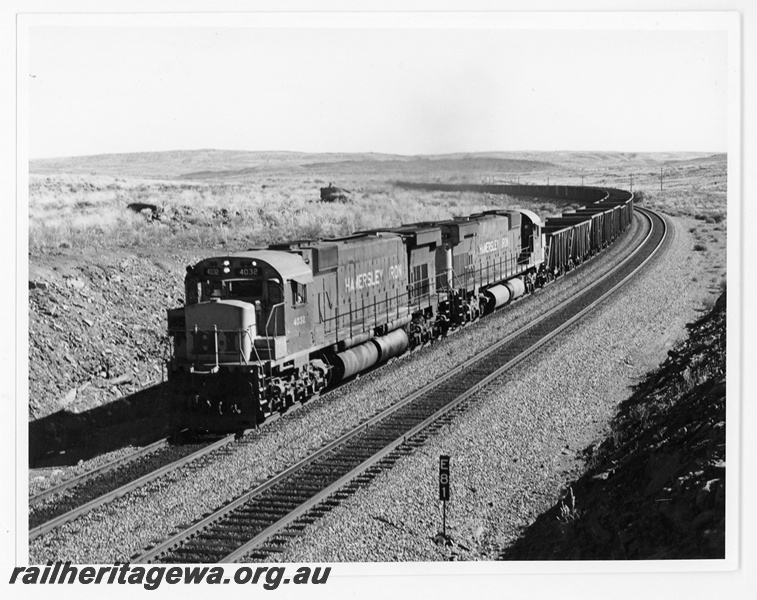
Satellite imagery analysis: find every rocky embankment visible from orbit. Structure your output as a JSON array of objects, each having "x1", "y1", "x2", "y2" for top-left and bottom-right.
[
  {"x1": 503, "y1": 291, "x2": 726, "y2": 560},
  {"x1": 28, "y1": 251, "x2": 186, "y2": 418},
  {"x1": 28, "y1": 250, "x2": 193, "y2": 464}
]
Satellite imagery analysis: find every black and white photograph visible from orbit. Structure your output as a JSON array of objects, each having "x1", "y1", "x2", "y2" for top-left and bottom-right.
[{"x1": 4, "y1": 2, "x2": 756, "y2": 599}]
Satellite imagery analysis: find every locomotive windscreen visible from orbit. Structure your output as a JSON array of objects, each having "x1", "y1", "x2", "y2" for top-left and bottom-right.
[
  {"x1": 201, "y1": 279, "x2": 265, "y2": 302},
  {"x1": 227, "y1": 280, "x2": 264, "y2": 298}
]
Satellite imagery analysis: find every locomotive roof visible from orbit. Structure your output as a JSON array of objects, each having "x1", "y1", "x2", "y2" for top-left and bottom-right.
[{"x1": 517, "y1": 208, "x2": 545, "y2": 228}]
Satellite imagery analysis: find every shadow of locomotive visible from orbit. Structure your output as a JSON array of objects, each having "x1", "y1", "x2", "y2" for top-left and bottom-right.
[{"x1": 29, "y1": 383, "x2": 175, "y2": 468}]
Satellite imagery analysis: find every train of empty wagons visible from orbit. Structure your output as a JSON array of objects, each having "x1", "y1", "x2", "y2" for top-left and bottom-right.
[{"x1": 166, "y1": 184, "x2": 633, "y2": 431}]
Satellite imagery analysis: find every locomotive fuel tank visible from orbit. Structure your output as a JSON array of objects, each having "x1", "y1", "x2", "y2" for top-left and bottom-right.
[
  {"x1": 332, "y1": 328, "x2": 410, "y2": 382},
  {"x1": 504, "y1": 277, "x2": 526, "y2": 301},
  {"x1": 483, "y1": 284, "x2": 511, "y2": 312},
  {"x1": 372, "y1": 328, "x2": 409, "y2": 362},
  {"x1": 334, "y1": 341, "x2": 380, "y2": 382}
]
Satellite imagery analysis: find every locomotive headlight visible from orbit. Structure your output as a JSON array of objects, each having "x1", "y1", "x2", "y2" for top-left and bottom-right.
[
  {"x1": 223, "y1": 260, "x2": 230, "y2": 266},
  {"x1": 252, "y1": 261, "x2": 257, "y2": 267},
  {"x1": 223, "y1": 267, "x2": 230, "y2": 274}
]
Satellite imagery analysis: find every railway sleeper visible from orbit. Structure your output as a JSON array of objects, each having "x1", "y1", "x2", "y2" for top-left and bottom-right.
[
  {"x1": 182, "y1": 537, "x2": 239, "y2": 550},
  {"x1": 308, "y1": 506, "x2": 334, "y2": 516},
  {"x1": 244, "y1": 552, "x2": 271, "y2": 560},
  {"x1": 255, "y1": 545, "x2": 285, "y2": 554},
  {"x1": 274, "y1": 529, "x2": 307, "y2": 537},
  {"x1": 272, "y1": 484, "x2": 324, "y2": 495},
  {"x1": 305, "y1": 467, "x2": 358, "y2": 479},
  {"x1": 294, "y1": 464, "x2": 346, "y2": 474},
  {"x1": 205, "y1": 529, "x2": 260, "y2": 542},
  {"x1": 262, "y1": 492, "x2": 316, "y2": 503},
  {"x1": 217, "y1": 514, "x2": 278, "y2": 526},
  {"x1": 249, "y1": 502, "x2": 302, "y2": 512},
  {"x1": 316, "y1": 456, "x2": 366, "y2": 466},
  {"x1": 244, "y1": 507, "x2": 294, "y2": 517},
  {"x1": 329, "y1": 492, "x2": 353, "y2": 500},
  {"x1": 315, "y1": 461, "x2": 365, "y2": 473},
  {"x1": 171, "y1": 546, "x2": 230, "y2": 560},
  {"x1": 351, "y1": 477, "x2": 374, "y2": 486}
]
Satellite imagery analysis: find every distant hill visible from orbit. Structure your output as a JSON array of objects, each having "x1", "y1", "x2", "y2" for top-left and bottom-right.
[
  {"x1": 181, "y1": 156, "x2": 556, "y2": 181},
  {"x1": 29, "y1": 149, "x2": 724, "y2": 181},
  {"x1": 29, "y1": 150, "x2": 415, "y2": 180}
]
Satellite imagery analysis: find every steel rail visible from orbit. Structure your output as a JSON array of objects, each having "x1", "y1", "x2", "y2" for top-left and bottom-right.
[
  {"x1": 136, "y1": 207, "x2": 664, "y2": 564},
  {"x1": 29, "y1": 433, "x2": 236, "y2": 541},
  {"x1": 29, "y1": 436, "x2": 173, "y2": 506}
]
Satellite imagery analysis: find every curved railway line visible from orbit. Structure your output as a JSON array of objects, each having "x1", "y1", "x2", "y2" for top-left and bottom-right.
[{"x1": 129, "y1": 206, "x2": 666, "y2": 564}]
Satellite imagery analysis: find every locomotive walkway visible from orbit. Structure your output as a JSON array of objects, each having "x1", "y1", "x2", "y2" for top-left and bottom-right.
[{"x1": 134, "y1": 207, "x2": 667, "y2": 564}]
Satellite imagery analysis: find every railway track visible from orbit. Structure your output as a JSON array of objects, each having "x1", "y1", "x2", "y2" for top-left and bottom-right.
[
  {"x1": 28, "y1": 432, "x2": 237, "y2": 540},
  {"x1": 135, "y1": 207, "x2": 666, "y2": 564}
]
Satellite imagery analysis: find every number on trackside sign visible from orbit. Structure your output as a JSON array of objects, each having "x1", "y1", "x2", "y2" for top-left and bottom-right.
[{"x1": 439, "y1": 455, "x2": 450, "y2": 501}]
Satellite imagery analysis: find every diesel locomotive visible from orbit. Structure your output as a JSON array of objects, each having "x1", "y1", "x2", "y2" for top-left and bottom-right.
[{"x1": 166, "y1": 184, "x2": 633, "y2": 430}]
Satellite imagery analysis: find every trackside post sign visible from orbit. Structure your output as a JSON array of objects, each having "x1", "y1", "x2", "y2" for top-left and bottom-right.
[{"x1": 439, "y1": 455, "x2": 450, "y2": 501}]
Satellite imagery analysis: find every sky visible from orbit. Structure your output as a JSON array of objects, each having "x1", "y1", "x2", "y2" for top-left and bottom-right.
[{"x1": 25, "y1": 13, "x2": 731, "y2": 159}]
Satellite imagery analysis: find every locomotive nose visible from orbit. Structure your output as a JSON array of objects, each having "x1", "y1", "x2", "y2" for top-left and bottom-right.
[{"x1": 184, "y1": 300, "x2": 257, "y2": 362}]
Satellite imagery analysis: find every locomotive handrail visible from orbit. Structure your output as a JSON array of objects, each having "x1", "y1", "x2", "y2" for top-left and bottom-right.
[
  {"x1": 250, "y1": 328, "x2": 264, "y2": 365},
  {"x1": 264, "y1": 302, "x2": 284, "y2": 334},
  {"x1": 238, "y1": 328, "x2": 254, "y2": 365},
  {"x1": 264, "y1": 302, "x2": 285, "y2": 359}
]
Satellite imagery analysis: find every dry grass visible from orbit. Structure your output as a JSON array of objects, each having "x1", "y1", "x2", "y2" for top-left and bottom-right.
[
  {"x1": 28, "y1": 173, "x2": 570, "y2": 253},
  {"x1": 28, "y1": 152, "x2": 727, "y2": 267}
]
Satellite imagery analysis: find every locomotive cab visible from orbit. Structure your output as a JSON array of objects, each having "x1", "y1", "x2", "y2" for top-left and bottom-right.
[
  {"x1": 516, "y1": 209, "x2": 544, "y2": 267},
  {"x1": 168, "y1": 250, "x2": 315, "y2": 372}
]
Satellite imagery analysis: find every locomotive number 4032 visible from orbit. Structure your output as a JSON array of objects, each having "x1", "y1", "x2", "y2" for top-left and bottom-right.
[{"x1": 293, "y1": 315, "x2": 306, "y2": 326}]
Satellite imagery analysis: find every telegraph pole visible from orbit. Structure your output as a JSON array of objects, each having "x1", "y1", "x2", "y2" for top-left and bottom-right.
[{"x1": 660, "y1": 166, "x2": 663, "y2": 192}]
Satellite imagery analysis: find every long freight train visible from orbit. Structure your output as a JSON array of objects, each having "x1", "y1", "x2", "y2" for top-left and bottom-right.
[{"x1": 166, "y1": 184, "x2": 633, "y2": 431}]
